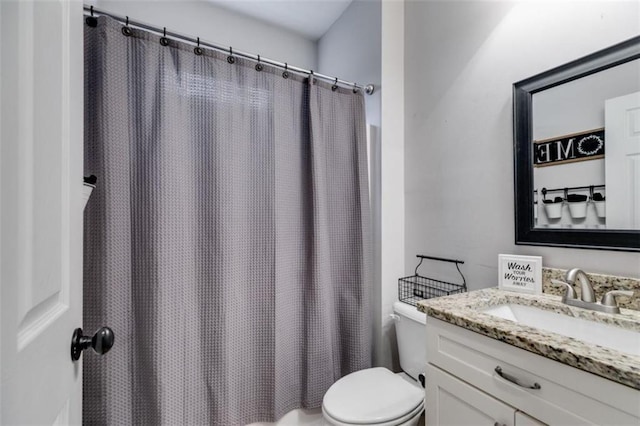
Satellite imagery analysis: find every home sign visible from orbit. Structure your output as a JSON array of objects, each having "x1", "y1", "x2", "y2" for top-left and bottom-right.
[
  {"x1": 533, "y1": 128, "x2": 604, "y2": 167},
  {"x1": 498, "y1": 254, "x2": 542, "y2": 295}
]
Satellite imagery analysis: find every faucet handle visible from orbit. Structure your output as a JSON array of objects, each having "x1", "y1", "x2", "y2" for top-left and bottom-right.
[
  {"x1": 551, "y1": 279, "x2": 577, "y2": 301},
  {"x1": 601, "y1": 290, "x2": 634, "y2": 307}
]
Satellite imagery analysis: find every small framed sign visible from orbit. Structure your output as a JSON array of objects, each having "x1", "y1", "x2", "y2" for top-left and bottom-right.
[
  {"x1": 498, "y1": 254, "x2": 542, "y2": 295},
  {"x1": 533, "y1": 128, "x2": 604, "y2": 167}
]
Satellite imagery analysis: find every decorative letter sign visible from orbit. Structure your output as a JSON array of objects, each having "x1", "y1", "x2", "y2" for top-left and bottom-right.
[
  {"x1": 498, "y1": 254, "x2": 542, "y2": 295},
  {"x1": 534, "y1": 128, "x2": 604, "y2": 167}
]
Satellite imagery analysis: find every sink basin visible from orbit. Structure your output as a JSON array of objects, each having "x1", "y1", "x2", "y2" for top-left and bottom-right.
[{"x1": 482, "y1": 303, "x2": 640, "y2": 357}]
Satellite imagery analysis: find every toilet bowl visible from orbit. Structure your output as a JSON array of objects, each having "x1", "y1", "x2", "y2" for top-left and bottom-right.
[{"x1": 322, "y1": 302, "x2": 427, "y2": 426}]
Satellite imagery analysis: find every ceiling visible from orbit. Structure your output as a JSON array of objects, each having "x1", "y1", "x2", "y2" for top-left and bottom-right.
[{"x1": 207, "y1": 0, "x2": 353, "y2": 40}]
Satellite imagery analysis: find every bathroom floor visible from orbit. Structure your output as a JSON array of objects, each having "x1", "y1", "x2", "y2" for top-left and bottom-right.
[
  {"x1": 247, "y1": 408, "x2": 327, "y2": 426},
  {"x1": 247, "y1": 409, "x2": 425, "y2": 426}
]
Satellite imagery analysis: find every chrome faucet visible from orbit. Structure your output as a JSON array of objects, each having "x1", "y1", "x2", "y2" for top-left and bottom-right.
[
  {"x1": 551, "y1": 269, "x2": 634, "y2": 314},
  {"x1": 565, "y1": 268, "x2": 596, "y2": 303}
]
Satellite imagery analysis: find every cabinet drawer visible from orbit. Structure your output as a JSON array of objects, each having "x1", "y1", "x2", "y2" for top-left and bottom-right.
[
  {"x1": 426, "y1": 317, "x2": 640, "y2": 425},
  {"x1": 426, "y1": 364, "x2": 515, "y2": 426}
]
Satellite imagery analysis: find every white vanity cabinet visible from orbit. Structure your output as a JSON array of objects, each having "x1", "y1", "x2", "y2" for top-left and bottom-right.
[{"x1": 425, "y1": 317, "x2": 640, "y2": 425}]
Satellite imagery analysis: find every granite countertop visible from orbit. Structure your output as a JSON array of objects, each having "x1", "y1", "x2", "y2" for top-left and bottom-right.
[{"x1": 417, "y1": 288, "x2": 640, "y2": 389}]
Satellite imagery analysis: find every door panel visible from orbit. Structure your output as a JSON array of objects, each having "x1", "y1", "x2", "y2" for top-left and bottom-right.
[
  {"x1": 605, "y1": 91, "x2": 640, "y2": 229},
  {"x1": 1, "y1": 0, "x2": 84, "y2": 424}
]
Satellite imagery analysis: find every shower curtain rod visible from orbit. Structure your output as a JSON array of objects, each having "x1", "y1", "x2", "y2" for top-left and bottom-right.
[{"x1": 83, "y1": 5, "x2": 376, "y2": 95}]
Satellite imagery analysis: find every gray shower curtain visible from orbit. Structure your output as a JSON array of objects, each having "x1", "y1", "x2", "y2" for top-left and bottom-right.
[{"x1": 83, "y1": 16, "x2": 372, "y2": 425}]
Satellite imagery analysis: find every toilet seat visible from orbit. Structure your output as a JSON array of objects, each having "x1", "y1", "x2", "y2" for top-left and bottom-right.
[
  {"x1": 323, "y1": 401, "x2": 423, "y2": 426},
  {"x1": 322, "y1": 367, "x2": 424, "y2": 426}
]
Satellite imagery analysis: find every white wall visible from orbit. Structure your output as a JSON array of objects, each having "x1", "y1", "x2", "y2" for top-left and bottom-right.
[
  {"x1": 379, "y1": 0, "x2": 405, "y2": 371},
  {"x1": 404, "y1": 0, "x2": 640, "y2": 291},
  {"x1": 86, "y1": 0, "x2": 317, "y2": 70},
  {"x1": 318, "y1": 0, "x2": 382, "y2": 127}
]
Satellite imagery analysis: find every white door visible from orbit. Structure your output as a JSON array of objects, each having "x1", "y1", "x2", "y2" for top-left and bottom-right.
[
  {"x1": 1, "y1": 0, "x2": 84, "y2": 424},
  {"x1": 426, "y1": 364, "x2": 515, "y2": 426},
  {"x1": 605, "y1": 91, "x2": 640, "y2": 229}
]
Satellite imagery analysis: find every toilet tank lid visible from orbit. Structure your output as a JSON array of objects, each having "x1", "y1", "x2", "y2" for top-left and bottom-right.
[{"x1": 393, "y1": 301, "x2": 426, "y2": 324}]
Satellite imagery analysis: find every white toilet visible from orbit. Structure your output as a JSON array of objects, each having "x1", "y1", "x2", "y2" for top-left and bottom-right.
[{"x1": 322, "y1": 301, "x2": 426, "y2": 426}]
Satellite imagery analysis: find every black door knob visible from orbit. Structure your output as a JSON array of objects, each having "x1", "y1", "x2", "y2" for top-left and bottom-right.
[{"x1": 71, "y1": 327, "x2": 114, "y2": 361}]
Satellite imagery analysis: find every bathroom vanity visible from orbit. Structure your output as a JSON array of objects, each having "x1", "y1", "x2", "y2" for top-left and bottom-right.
[{"x1": 418, "y1": 288, "x2": 640, "y2": 425}]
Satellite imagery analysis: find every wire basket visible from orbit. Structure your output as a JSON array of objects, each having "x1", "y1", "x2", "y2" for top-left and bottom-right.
[{"x1": 398, "y1": 255, "x2": 466, "y2": 307}]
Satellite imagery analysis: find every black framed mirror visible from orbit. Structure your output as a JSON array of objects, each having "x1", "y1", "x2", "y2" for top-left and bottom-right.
[{"x1": 514, "y1": 36, "x2": 640, "y2": 251}]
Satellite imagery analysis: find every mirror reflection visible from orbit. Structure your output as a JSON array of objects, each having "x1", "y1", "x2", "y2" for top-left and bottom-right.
[{"x1": 532, "y1": 59, "x2": 640, "y2": 230}]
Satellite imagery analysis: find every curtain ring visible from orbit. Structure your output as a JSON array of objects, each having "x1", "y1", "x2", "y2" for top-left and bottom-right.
[
  {"x1": 255, "y1": 54, "x2": 263, "y2": 72},
  {"x1": 309, "y1": 70, "x2": 315, "y2": 85},
  {"x1": 332, "y1": 77, "x2": 339, "y2": 91},
  {"x1": 121, "y1": 16, "x2": 132, "y2": 36},
  {"x1": 282, "y1": 63, "x2": 289, "y2": 79},
  {"x1": 160, "y1": 27, "x2": 169, "y2": 46},
  {"x1": 86, "y1": 5, "x2": 98, "y2": 27},
  {"x1": 227, "y1": 46, "x2": 235, "y2": 64},
  {"x1": 194, "y1": 37, "x2": 203, "y2": 56},
  {"x1": 353, "y1": 83, "x2": 359, "y2": 94}
]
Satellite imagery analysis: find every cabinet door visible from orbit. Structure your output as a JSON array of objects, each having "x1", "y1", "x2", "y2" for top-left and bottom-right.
[{"x1": 427, "y1": 364, "x2": 515, "y2": 426}]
